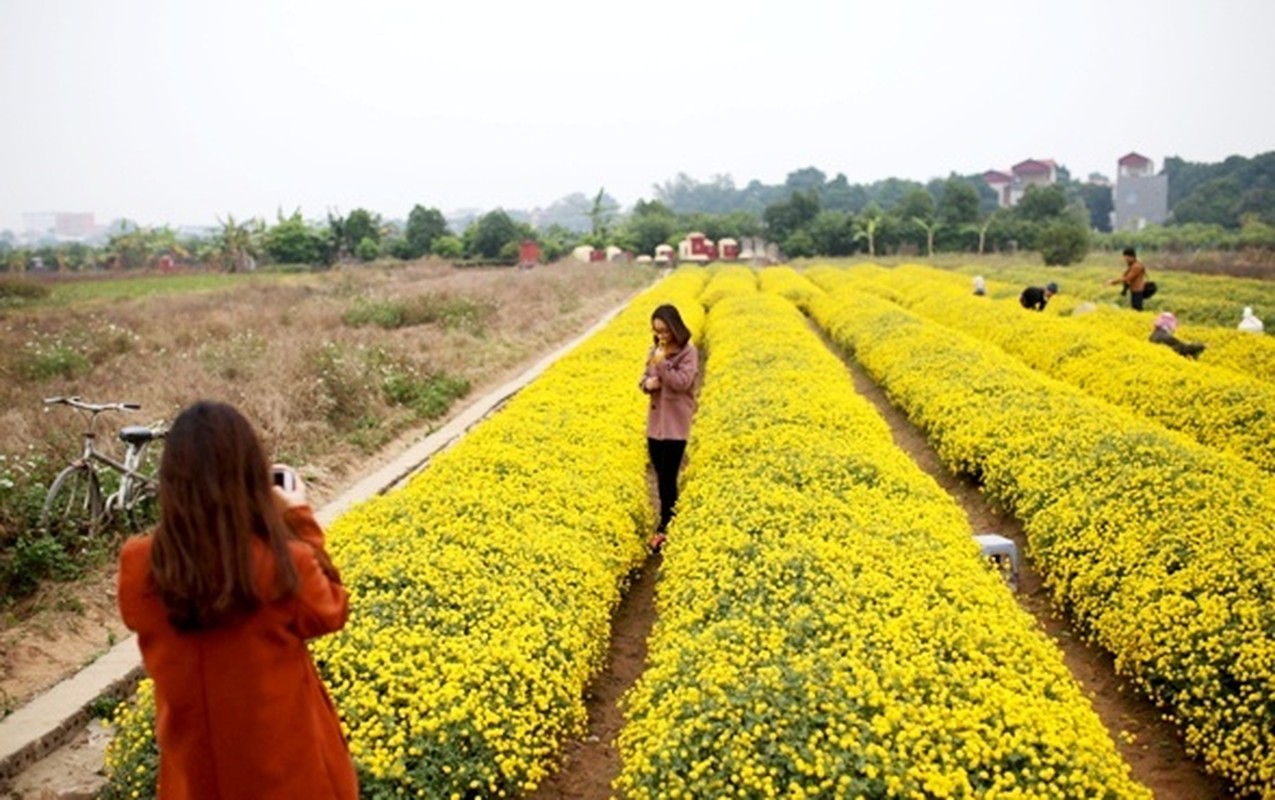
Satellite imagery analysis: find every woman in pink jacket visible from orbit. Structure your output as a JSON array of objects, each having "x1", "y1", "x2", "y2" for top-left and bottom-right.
[{"x1": 640, "y1": 304, "x2": 699, "y2": 552}]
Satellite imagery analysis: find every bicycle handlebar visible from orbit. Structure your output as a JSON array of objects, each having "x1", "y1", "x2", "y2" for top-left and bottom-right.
[{"x1": 44, "y1": 396, "x2": 142, "y2": 413}]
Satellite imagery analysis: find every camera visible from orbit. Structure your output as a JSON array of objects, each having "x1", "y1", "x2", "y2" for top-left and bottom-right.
[{"x1": 271, "y1": 466, "x2": 297, "y2": 492}]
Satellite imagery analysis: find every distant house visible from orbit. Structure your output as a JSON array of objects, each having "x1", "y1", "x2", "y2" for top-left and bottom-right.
[
  {"x1": 1114, "y1": 151, "x2": 1168, "y2": 231},
  {"x1": 983, "y1": 159, "x2": 1059, "y2": 208}
]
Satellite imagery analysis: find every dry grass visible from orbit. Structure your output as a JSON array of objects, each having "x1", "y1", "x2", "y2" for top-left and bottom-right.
[{"x1": 0, "y1": 259, "x2": 655, "y2": 592}]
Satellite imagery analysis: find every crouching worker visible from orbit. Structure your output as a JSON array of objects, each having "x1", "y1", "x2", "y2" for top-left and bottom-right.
[
  {"x1": 117, "y1": 400, "x2": 358, "y2": 800},
  {"x1": 1020, "y1": 282, "x2": 1057, "y2": 311},
  {"x1": 1149, "y1": 312, "x2": 1205, "y2": 359}
]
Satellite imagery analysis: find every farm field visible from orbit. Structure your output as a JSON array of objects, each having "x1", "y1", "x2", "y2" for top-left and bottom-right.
[
  {"x1": 8, "y1": 258, "x2": 1272, "y2": 798},
  {"x1": 0, "y1": 259, "x2": 656, "y2": 714}
]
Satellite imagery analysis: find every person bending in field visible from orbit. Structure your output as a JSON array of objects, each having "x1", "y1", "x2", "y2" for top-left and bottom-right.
[
  {"x1": 117, "y1": 401, "x2": 357, "y2": 800},
  {"x1": 1019, "y1": 281, "x2": 1057, "y2": 311},
  {"x1": 1149, "y1": 311, "x2": 1205, "y2": 359},
  {"x1": 1108, "y1": 247, "x2": 1149, "y2": 311},
  {"x1": 639, "y1": 304, "x2": 699, "y2": 554}
]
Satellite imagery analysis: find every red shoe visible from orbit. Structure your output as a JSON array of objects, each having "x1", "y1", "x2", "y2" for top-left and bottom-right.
[{"x1": 649, "y1": 532, "x2": 667, "y2": 553}]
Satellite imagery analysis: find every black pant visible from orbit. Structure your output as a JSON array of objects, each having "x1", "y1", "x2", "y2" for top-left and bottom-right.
[
  {"x1": 1130, "y1": 290, "x2": 1144, "y2": 311},
  {"x1": 647, "y1": 438, "x2": 686, "y2": 532}
]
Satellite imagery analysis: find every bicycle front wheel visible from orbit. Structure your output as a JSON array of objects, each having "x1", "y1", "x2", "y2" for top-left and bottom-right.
[{"x1": 42, "y1": 465, "x2": 105, "y2": 540}]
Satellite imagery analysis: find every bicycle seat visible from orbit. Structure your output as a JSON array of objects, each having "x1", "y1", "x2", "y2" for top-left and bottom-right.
[{"x1": 118, "y1": 426, "x2": 160, "y2": 445}]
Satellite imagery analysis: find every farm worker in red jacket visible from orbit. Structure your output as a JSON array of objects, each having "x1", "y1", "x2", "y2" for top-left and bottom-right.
[
  {"x1": 1108, "y1": 247, "x2": 1149, "y2": 310},
  {"x1": 118, "y1": 400, "x2": 358, "y2": 800},
  {"x1": 640, "y1": 304, "x2": 699, "y2": 553}
]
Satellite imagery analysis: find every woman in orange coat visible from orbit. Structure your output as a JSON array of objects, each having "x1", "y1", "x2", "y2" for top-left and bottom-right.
[{"x1": 118, "y1": 400, "x2": 358, "y2": 800}]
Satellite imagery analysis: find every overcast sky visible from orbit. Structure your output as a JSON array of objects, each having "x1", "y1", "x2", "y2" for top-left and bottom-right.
[{"x1": 2, "y1": 0, "x2": 1272, "y2": 232}]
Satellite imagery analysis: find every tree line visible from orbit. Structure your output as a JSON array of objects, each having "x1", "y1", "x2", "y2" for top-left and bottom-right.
[{"x1": 3, "y1": 152, "x2": 1270, "y2": 274}]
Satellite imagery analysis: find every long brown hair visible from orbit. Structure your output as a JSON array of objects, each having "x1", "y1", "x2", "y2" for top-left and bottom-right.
[
  {"x1": 652, "y1": 304, "x2": 692, "y2": 348},
  {"x1": 149, "y1": 401, "x2": 298, "y2": 631}
]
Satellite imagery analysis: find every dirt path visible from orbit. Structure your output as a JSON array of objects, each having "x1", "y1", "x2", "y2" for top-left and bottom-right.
[
  {"x1": 526, "y1": 556, "x2": 658, "y2": 800},
  {"x1": 838, "y1": 353, "x2": 1229, "y2": 799}
]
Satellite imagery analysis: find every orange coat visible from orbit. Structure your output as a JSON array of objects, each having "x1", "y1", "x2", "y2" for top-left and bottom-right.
[{"x1": 118, "y1": 506, "x2": 358, "y2": 800}]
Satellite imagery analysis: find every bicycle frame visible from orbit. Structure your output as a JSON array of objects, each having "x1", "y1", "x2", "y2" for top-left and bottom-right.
[{"x1": 44, "y1": 396, "x2": 166, "y2": 531}]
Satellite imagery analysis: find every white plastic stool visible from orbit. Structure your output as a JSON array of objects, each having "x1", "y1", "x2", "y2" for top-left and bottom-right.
[{"x1": 974, "y1": 533, "x2": 1020, "y2": 592}]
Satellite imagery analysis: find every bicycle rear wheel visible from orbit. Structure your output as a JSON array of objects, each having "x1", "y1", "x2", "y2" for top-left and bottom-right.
[{"x1": 42, "y1": 465, "x2": 105, "y2": 540}]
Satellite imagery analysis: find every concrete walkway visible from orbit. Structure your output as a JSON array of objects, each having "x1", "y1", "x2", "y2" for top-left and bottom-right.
[{"x1": 0, "y1": 297, "x2": 633, "y2": 784}]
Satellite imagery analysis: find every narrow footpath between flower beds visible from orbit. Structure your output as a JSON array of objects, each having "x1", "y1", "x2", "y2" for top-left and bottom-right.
[{"x1": 825, "y1": 334, "x2": 1229, "y2": 800}]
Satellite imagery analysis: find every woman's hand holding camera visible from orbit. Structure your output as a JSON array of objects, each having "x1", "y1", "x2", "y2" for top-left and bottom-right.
[{"x1": 271, "y1": 465, "x2": 308, "y2": 511}]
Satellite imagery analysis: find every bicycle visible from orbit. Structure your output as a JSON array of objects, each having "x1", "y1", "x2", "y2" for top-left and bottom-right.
[{"x1": 41, "y1": 396, "x2": 168, "y2": 540}]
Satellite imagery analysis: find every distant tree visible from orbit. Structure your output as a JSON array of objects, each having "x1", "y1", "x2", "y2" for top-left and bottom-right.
[
  {"x1": 763, "y1": 190, "x2": 820, "y2": 243},
  {"x1": 1079, "y1": 183, "x2": 1114, "y2": 232},
  {"x1": 1013, "y1": 184, "x2": 1068, "y2": 223},
  {"x1": 265, "y1": 210, "x2": 328, "y2": 265},
  {"x1": 784, "y1": 167, "x2": 827, "y2": 194},
  {"x1": 105, "y1": 221, "x2": 154, "y2": 270},
  {"x1": 585, "y1": 187, "x2": 619, "y2": 245},
  {"x1": 808, "y1": 211, "x2": 856, "y2": 256},
  {"x1": 854, "y1": 204, "x2": 884, "y2": 257},
  {"x1": 356, "y1": 237, "x2": 380, "y2": 262},
  {"x1": 404, "y1": 205, "x2": 449, "y2": 258},
  {"x1": 782, "y1": 229, "x2": 817, "y2": 259},
  {"x1": 897, "y1": 188, "x2": 937, "y2": 254},
  {"x1": 464, "y1": 210, "x2": 521, "y2": 259},
  {"x1": 1039, "y1": 220, "x2": 1090, "y2": 265},
  {"x1": 344, "y1": 209, "x2": 382, "y2": 254},
  {"x1": 211, "y1": 215, "x2": 260, "y2": 272},
  {"x1": 622, "y1": 200, "x2": 678, "y2": 255},
  {"x1": 431, "y1": 235, "x2": 464, "y2": 259},
  {"x1": 937, "y1": 177, "x2": 981, "y2": 228}
]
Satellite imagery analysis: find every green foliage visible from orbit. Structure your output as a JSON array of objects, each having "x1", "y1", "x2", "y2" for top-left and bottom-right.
[
  {"x1": 764, "y1": 190, "x2": 820, "y2": 242},
  {"x1": 1080, "y1": 183, "x2": 1114, "y2": 233},
  {"x1": 782, "y1": 229, "x2": 816, "y2": 258},
  {"x1": 621, "y1": 201, "x2": 678, "y2": 255},
  {"x1": 382, "y1": 237, "x2": 417, "y2": 260},
  {"x1": 807, "y1": 211, "x2": 855, "y2": 256},
  {"x1": 0, "y1": 534, "x2": 80, "y2": 598},
  {"x1": 1166, "y1": 151, "x2": 1275, "y2": 227},
  {"x1": 1039, "y1": 220, "x2": 1091, "y2": 266},
  {"x1": 345, "y1": 209, "x2": 382, "y2": 253},
  {"x1": 938, "y1": 177, "x2": 981, "y2": 227},
  {"x1": 15, "y1": 338, "x2": 92, "y2": 380},
  {"x1": 342, "y1": 294, "x2": 494, "y2": 335},
  {"x1": 0, "y1": 277, "x2": 50, "y2": 305},
  {"x1": 898, "y1": 187, "x2": 936, "y2": 223},
  {"x1": 404, "y1": 205, "x2": 449, "y2": 258},
  {"x1": 464, "y1": 210, "x2": 522, "y2": 259},
  {"x1": 263, "y1": 211, "x2": 329, "y2": 265},
  {"x1": 430, "y1": 235, "x2": 464, "y2": 259},
  {"x1": 356, "y1": 237, "x2": 380, "y2": 262},
  {"x1": 1014, "y1": 184, "x2": 1069, "y2": 223}
]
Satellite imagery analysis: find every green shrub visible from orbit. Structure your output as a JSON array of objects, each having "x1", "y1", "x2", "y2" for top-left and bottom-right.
[
  {"x1": 342, "y1": 294, "x2": 494, "y2": 335},
  {"x1": 430, "y1": 235, "x2": 464, "y2": 259},
  {"x1": 0, "y1": 534, "x2": 80, "y2": 598},
  {"x1": 356, "y1": 237, "x2": 380, "y2": 262},
  {"x1": 1040, "y1": 220, "x2": 1091, "y2": 266},
  {"x1": 0, "y1": 277, "x2": 50, "y2": 305},
  {"x1": 15, "y1": 339, "x2": 90, "y2": 380}
]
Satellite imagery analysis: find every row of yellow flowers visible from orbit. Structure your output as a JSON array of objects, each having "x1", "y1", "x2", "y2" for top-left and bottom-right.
[
  {"x1": 807, "y1": 275, "x2": 1275, "y2": 796},
  {"x1": 822, "y1": 263, "x2": 1275, "y2": 475},
  {"x1": 942, "y1": 261, "x2": 1275, "y2": 384},
  {"x1": 104, "y1": 270, "x2": 707, "y2": 799},
  {"x1": 616, "y1": 270, "x2": 1149, "y2": 798}
]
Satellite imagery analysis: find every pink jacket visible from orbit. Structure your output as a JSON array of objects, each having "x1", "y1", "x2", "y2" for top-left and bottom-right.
[{"x1": 641, "y1": 343, "x2": 699, "y2": 440}]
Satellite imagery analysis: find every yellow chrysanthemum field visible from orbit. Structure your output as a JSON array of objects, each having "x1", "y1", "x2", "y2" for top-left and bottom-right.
[{"x1": 105, "y1": 262, "x2": 1274, "y2": 798}]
